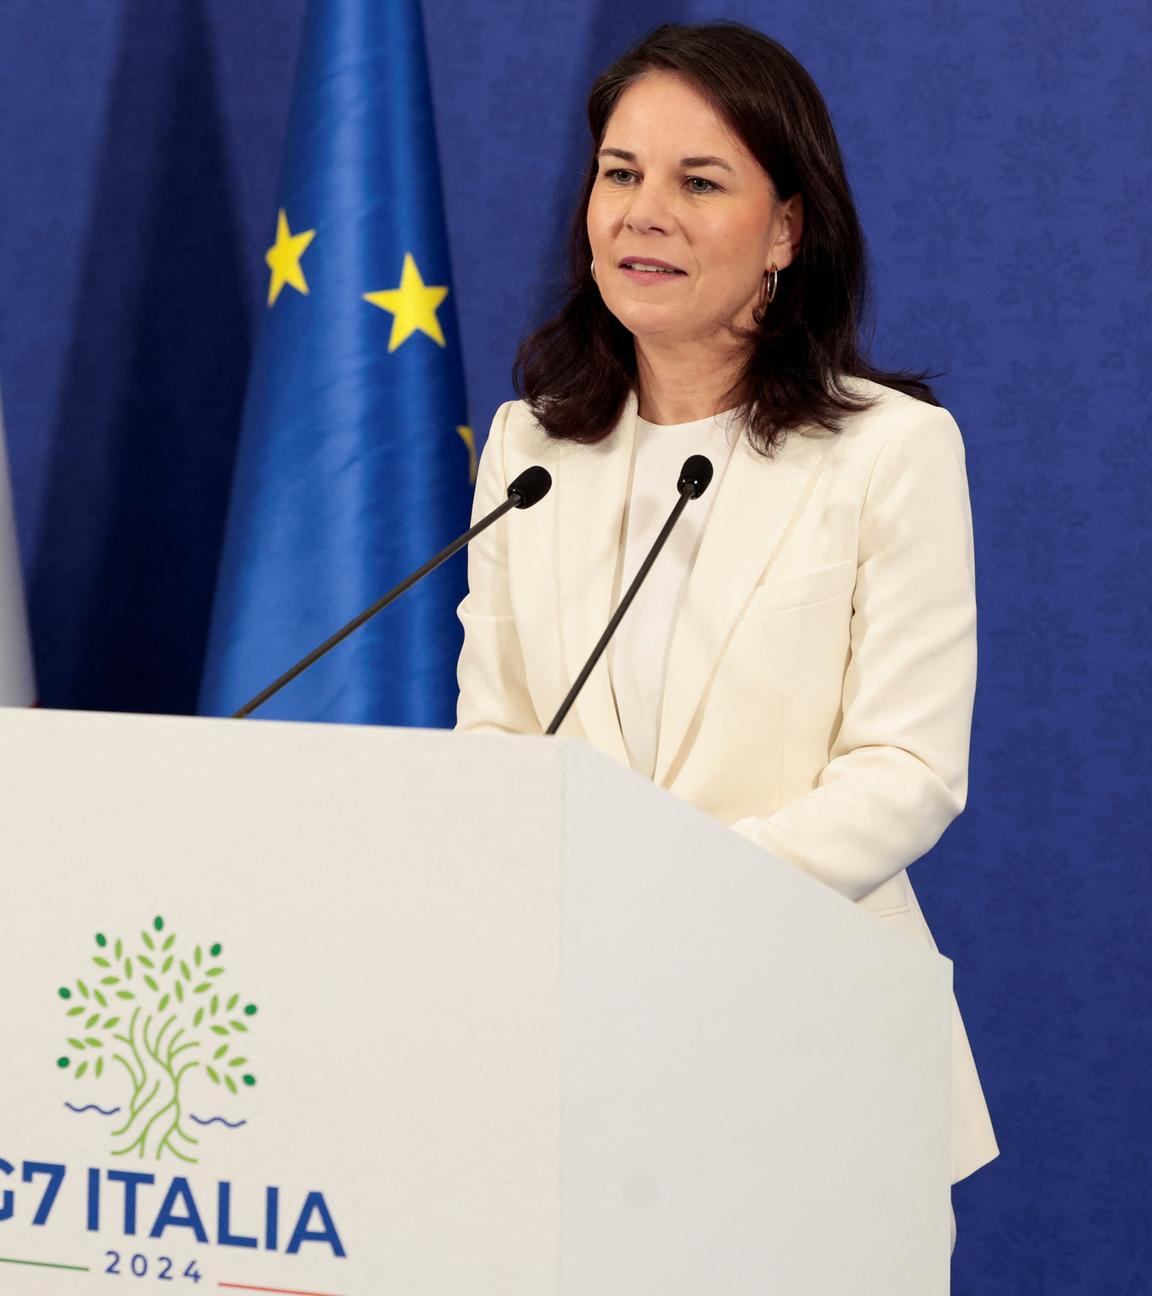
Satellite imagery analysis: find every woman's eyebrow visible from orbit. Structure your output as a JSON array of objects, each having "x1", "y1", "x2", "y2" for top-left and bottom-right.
[
  {"x1": 679, "y1": 155, "x2": 733, "y2": 171},
  {"x1": 597, "y1": 147, "x2": 733, "y2": 172}
]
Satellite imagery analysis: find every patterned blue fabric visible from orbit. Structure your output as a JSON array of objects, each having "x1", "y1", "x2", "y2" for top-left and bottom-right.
[{"x1": 198, "y1": 0, "x2": 471, "y2": 724}]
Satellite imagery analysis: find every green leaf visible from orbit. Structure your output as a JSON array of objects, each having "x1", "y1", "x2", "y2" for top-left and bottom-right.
[
  {"x1": 161, "y1": 956, "x2": 173, "y2": 975},
  {"x1": 174, "y1": 982, "x2": 185, "y2": 1004},
  {"x1": 180, "y1": 960, "x2": 192, "y2": 981},
  {"x1": 224, "y1": 1075, "x2": 237, "y2": 1095},
  {"x1": 206, "y1": 1066, "x2": 220, "y2": 1084},
  {"x1": 210, "y1": 1025, "x2": 229, "y2": 1036},
  {"x1": 206, "y1": 968, "x2": 225, "y2": 978},
  {"x1": 94, "y1": 990, "x2": 107, "y2": 1007},
  {"x1": 66, "y1": 1006, "x2": 84, "y2": 1018},
  {"x1": 92, "y1": 957, "x2": 110, "y2": 968},
  {"x1": 77, "y1": 981, "x2": 90, "y2": 999},
  {"x1": 67, "y1": 1038, "x2": 86, "y2": 1050},
  {"x1": 85, "y1": 1037, "x2": 103, "y2": 1048},
  {"x1": 85, "y1": 1013, "x2": 100, "y2": 1029},
  {"x1": 194, "y1": 982, "x2": 211, "y2": 994},
  {"x1": 95, "y1": 1057, "x2": 104, "y2": 1078},
  {"x1": 226, "y1": 994, "x2": 238, "y2": 1011},
  {"x1": 210, "y1": 995, "x2": 219, "y2": 1015},
  {"x1": 104, "y1": 1017, "x2": 120, "y2": 1029},
  {"x1": 141, "y1": 931, "x2": 154, "y2": 951},
  {"x1": 114, "y1": 938, "x2": 123, "y2": 961},
  {"x1": 163, "y1": 934, "x2": 176, "y2": 951},
  {"x1": 228, "y1": 1057, "x2": 247, "y2": 1067},
  {"x1": 139, "y1": 955, "x2": 155, "y2": 969},
  {"x1": 115, "y1": 991, "x2": 135, "y2": 1001},
  {"x1": 193, "y1": 1008, "x2": 205, "y2": 1027},
  {"x1": 194, "y1": 946, "x2": 203, "y2": 968},
  {"x1": 75, "y1": 1061, "x2": 88, "y2": 1079},
  {"x1": 229, "y1": 1021, "x2": 249, "y2": 1033},
  {"x1": 99, "y1": 976, "x2": 120, "y2": 986},
  {"x1": 124, "y1": 958, "x2": 133, "y2": 980},
  {"x1": 213, "y1": 1045, "x2": 228, "y2": 1060},
  {"x1": 143, "y1": 976, "x2": 159, "y2": 992},
  {"x1": 158, "y1": 994, "x2": 170, "y2": 1013}
]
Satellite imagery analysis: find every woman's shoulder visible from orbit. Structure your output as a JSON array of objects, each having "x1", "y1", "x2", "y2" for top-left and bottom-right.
[
  {"x1": 818, "y1": 376, "x2": 966, "y2": 467},
  {"x1": 488, "y1": 398, "x2": 553, "y2": 447},
  {"x1": 478, "y1": 399, "x2": 562, "y2": 486},
  {"x1": 835, "y1": 375, "x2": 954, "y2": 429},
  {"x1": 488, "y1": 397, "x2": 623, "y2": 463}
]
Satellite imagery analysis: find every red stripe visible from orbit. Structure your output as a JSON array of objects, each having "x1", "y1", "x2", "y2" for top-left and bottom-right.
[{"x1": 217, "y1": 1285, "x2": 345, "y2": 1296}]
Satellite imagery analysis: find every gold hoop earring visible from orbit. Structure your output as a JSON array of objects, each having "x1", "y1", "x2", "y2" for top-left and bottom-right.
[
  {"x1": 752, "y1": 263, "x2": 778, "y2": 325},
  {"x1": 590, "y1": 257, "x2": 597, "y2": 282}
]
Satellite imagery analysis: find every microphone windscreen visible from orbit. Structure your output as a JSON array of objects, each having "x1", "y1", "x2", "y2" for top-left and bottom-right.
[
  {"x1": 678, "y1": 454, "x2": 714, "y2": 499},
  {"x1": 507, "y1": 465, "x2": 553, "y2": 509}
]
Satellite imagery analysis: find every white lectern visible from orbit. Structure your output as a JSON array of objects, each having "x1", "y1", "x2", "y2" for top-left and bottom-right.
[{"x1": 0, "y1": 709, "x2": 951, "y2": 1294}]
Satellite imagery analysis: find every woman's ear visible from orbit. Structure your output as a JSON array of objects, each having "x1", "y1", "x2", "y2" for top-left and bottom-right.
[{"x1": 772, "y1": 192, "x2": 804, "y2": 270}]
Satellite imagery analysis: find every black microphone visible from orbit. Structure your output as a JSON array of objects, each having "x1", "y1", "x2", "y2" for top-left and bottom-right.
[
  {"x1": 545, "y1": 454, "x2": 714, "y2": 736},
  {"x1": 232, "y1": 465, "x2": 552, "y2": 719}
]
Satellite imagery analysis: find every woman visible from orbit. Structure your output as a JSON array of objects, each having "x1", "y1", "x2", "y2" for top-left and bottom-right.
[{"x1": 455, "y1": 21, "x2": 999, "y2": 1253}]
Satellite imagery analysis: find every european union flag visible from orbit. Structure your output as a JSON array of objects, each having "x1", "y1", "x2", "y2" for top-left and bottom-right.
[{"x1": 199, "y1": 0, "x2": 472, "y2": 725}]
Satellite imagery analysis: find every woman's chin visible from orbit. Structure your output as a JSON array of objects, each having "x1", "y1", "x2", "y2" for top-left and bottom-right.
[
  {"x1": 609, "y1": 304, "x2": 695, "y2": 342},
  {"x1": 604, "y1": 297, "x2": 748, "y2": 349}
]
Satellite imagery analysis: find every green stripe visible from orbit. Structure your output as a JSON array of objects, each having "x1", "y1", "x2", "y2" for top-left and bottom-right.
[{"x1": 0, "y1": 1256, "x2": 91, "y2": 1272}]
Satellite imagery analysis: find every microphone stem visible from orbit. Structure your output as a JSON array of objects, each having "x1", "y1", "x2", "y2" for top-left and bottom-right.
[
  {"x1": 546, "y1": 490, "x2": 692, "y2": 736},
  {"x1": 232, "y1": 494, "x2": 520, "y2": 719}
]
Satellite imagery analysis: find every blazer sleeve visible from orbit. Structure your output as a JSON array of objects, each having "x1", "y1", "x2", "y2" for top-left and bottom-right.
[
  {"x1": 730, "y1": 405, "x2": 977, "y2": 902},
  {"x1": 455, "y1": 401, "x2": 544, "y2": 735}
]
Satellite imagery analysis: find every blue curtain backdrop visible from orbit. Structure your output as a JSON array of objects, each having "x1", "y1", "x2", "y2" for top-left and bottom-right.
[{"x1": 1, "y1": 1, "x2": 1149, "y2": 1289}]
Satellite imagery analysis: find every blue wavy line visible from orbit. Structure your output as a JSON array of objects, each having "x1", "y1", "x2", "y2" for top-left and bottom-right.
[
  {"x1": 64, "y1": 1102, "x2": 121, "y2": 1117},
  {"x1": 189, "y1": 1114, "x2": 247, "y2": 1129}
]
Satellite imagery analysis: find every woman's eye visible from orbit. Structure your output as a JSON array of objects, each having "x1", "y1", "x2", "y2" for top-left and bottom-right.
[{"x1": 599, "y1": 169, "x2": 717, "y2": 192}]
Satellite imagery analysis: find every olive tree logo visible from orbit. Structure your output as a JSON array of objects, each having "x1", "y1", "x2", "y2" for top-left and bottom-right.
[{"x1": 55, "y1": 915, "x2": 258, "y2": 1164}]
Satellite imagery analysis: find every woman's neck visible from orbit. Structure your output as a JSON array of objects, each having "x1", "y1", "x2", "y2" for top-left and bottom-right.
[{"x1": 634, "y1": 334, "x2": 745, "y2": 425}]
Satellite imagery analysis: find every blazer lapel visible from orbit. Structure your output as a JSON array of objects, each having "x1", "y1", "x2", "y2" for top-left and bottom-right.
[
  {"x1": 552, "y1": 392, "x2": 637, "y2": 763},
  {"x1": 653, "y1": 425, "x2": 832, "y2": 786}
]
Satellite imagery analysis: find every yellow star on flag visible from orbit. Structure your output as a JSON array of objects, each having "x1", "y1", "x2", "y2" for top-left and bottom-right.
[
  {"x1": 265, "y1": 209, "x2": 316, "y2": 306},
  {"x1": 363, "y1": 253, "x2": 449, "y2": 352}
]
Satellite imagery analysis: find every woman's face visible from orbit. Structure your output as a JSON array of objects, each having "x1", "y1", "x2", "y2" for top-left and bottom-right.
[{"x1": 586, "y1": 71, "x2": 802, "y2": 346}]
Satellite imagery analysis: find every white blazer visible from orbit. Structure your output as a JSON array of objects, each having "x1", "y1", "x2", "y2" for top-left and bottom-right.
[{"x1": 456, "y1": 376, "x2": 1000, "y2": 1185}]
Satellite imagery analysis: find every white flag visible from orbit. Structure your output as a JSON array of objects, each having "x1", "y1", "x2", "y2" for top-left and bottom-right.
[{"x1": 0, "y1": 391, "x2": 35, "y2": 706}]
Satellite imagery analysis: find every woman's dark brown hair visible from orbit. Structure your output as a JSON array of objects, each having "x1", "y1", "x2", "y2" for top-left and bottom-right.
[{"x1": 513, "y1": 21, "x2": 938, "y2": 453}]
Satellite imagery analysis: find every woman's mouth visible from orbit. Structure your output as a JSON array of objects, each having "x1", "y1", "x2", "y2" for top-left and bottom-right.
[{"x1": 618, "y1": 258, "x2": 688, "y2": 282}]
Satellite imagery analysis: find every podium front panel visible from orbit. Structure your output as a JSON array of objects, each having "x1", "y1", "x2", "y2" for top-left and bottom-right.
[{"x1": 0, "y1": 711, "x2": 565, "y2": 1295}]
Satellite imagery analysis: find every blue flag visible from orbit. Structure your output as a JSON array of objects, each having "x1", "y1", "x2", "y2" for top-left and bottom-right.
[{"x1": 200, "y1": 0, "x2": 473, "y2": 726}]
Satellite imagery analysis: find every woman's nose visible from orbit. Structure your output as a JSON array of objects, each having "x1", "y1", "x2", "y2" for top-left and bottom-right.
[{"x1": 623, "y1": 182, "x2": 674, "y2": 234}]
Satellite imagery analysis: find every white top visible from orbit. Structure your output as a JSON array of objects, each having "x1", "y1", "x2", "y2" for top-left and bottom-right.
[{"x1": 608, "y1": 409, "x2": 740, "y2": 777}]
